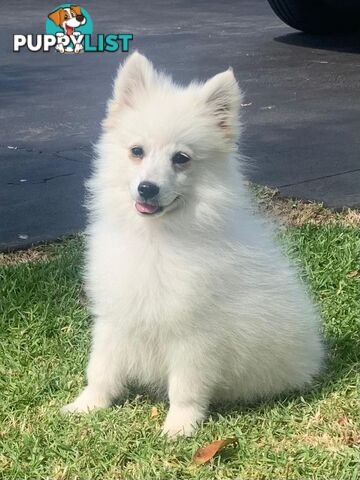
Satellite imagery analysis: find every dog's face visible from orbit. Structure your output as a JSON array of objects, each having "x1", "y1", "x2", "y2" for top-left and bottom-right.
[
  {"x1": 99, "y1": 52, "x2": 242, "y2": 219},
  {"x1": 48, "y1": 6, "x2": 86, "y2": 35}
]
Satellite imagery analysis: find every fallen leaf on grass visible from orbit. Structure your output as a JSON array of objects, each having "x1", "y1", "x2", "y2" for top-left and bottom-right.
[
  {"x1": 193, "y1": 437, "x2": 238, "y2": 464},
  {"x1": 151, "y1": 406, "x2": 159, "y2": 418},
  {"x1": 346, "y1": 270, "x2": 359, "y2": 279}
]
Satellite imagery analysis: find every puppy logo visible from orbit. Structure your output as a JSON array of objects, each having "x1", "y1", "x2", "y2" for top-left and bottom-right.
[
  {"x1": 13, "y1": 5, "x2": 133, "y2": 54},
  {"x1": 47, "y1": 4, "x2": 90, "y2": 54},
  {"x1": 48, "y1": 5, "x2": 86, "y2": 53}
]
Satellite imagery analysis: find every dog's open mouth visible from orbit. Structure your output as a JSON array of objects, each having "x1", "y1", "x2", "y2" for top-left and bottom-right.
[
  {"x1": 65, "y1": 25, "x2": 74, "y2": 35},
  {"x1": 135, "y1": 202, "x2": 163, "y2": 215},
  {"x1": 135, "y1": 197, "x2": 179, "y2": 216}
]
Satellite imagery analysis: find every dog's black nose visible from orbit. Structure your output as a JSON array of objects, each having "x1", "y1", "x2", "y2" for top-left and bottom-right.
[
  {"x1": 138, "y1": 181, "x2": 160, "y2": 200},
  {"x1": 76, "y1": 14, "x2": 85, "y2": 22}
]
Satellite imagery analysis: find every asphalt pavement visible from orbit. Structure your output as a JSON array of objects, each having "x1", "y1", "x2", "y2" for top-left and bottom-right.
[{"x1": 1, "y1": 0, "x2": 360, "y2": 250}]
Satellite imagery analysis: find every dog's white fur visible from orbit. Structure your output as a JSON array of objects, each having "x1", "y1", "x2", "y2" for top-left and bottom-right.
[{"x1": 62, "y1": 52, "x2": 324, "y2": 436}]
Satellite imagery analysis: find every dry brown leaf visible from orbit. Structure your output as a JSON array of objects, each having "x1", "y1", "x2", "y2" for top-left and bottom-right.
[
  {"x1": 150, "y1": 406, "x2": 159, "y2": 418},
  {"x1": 193, "y1": 437, "x2": 238, "y2": 464},
  {"x1": 346, "y1": 270, "x2": 359, "y2": 279}
]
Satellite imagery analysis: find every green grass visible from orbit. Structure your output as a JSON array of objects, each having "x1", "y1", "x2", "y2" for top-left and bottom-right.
[{"x1": 0, "y1": 225, "x2": 359, "y2": 480}]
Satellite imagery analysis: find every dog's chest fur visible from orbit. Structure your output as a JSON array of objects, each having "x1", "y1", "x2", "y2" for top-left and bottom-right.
[
  {"x1": 86, "y1": 224, "x2": 223, "y2": 385},
  {"x1": 87, "y1": 225, "x2": 216, "y2": 332}
]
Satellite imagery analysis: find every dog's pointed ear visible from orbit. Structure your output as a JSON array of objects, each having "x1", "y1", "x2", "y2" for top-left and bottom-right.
[
  {"x1": 201, "y1": 68, "x2": 242, "y2": 136},
  {"x1": 71, "y1": 5, "x2": 82, "y2": 15},
  {"x1": 110, "y1": 52, "x2": 156, "y2": 110},
  {"x1": 48, "y1": 8, "x2": 62, "y2": 26}
]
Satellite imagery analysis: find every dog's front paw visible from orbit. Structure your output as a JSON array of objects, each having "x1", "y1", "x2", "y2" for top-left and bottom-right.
[
  {"x1": 55, "y1": 44, "x2": 65, "y2": 54},
  {"x1": 61, "y1": 386, "x2": 112, "y2": 414},
  {"x1": 162, "y1": 405, "x2": 204, "y2": 437},
  {"x1": 162, "y1": 419, "x2": 196, "y2": 438},
  {"x1": 74, "y1": 44, "x2": 84, "y2": 54}
]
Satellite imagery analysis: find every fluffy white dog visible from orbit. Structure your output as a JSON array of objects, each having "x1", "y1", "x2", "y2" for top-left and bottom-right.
[{"x1": 62, "y1": 52, "x2": 324, "y2": 436}]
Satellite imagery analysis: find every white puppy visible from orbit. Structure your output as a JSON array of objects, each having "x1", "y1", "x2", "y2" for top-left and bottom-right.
[{"x1": 62, "y1": 52, "x2": 324, "y2": 436}]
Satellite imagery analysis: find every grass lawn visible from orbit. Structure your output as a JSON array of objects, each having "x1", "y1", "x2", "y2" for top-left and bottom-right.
[{"x1": 0, "y1": 212, "x2": 359, "y2": 479}]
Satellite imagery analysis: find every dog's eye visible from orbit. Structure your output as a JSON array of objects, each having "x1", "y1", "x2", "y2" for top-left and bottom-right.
[
  {"x1": 64, "y1": 13, "x2": 69, "y2": 19},
  {"x1": 130, "y1": 146, "x2": 144, "y2": 158},
  {"x1": 172, "y1": 152, "x2": 190, "y2": 165}
]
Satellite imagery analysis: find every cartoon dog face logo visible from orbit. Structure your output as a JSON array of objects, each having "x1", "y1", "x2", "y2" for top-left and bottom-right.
[{"x1": 48, "y1": 5, "x2": 86, "y2": 53}]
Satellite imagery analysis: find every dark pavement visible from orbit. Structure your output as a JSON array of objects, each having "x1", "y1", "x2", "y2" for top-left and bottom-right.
[{"x1": 1, "y1": 0, "x2": 360, "y2": 251}]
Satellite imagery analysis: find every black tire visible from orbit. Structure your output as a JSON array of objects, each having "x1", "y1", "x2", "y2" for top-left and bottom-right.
[{"x1": 267, "y1": 0, "x2": 360, "y2": 34}]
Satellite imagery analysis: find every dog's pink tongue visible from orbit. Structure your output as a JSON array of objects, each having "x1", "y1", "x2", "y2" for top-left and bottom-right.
[{"x1": 135, "y1": 202, "x2": 158, "y2": 214}]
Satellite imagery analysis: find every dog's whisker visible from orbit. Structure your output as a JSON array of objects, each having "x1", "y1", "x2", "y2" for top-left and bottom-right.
[{"x1": 173, "y1": 191, "x2": 187, "y2": 207}]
